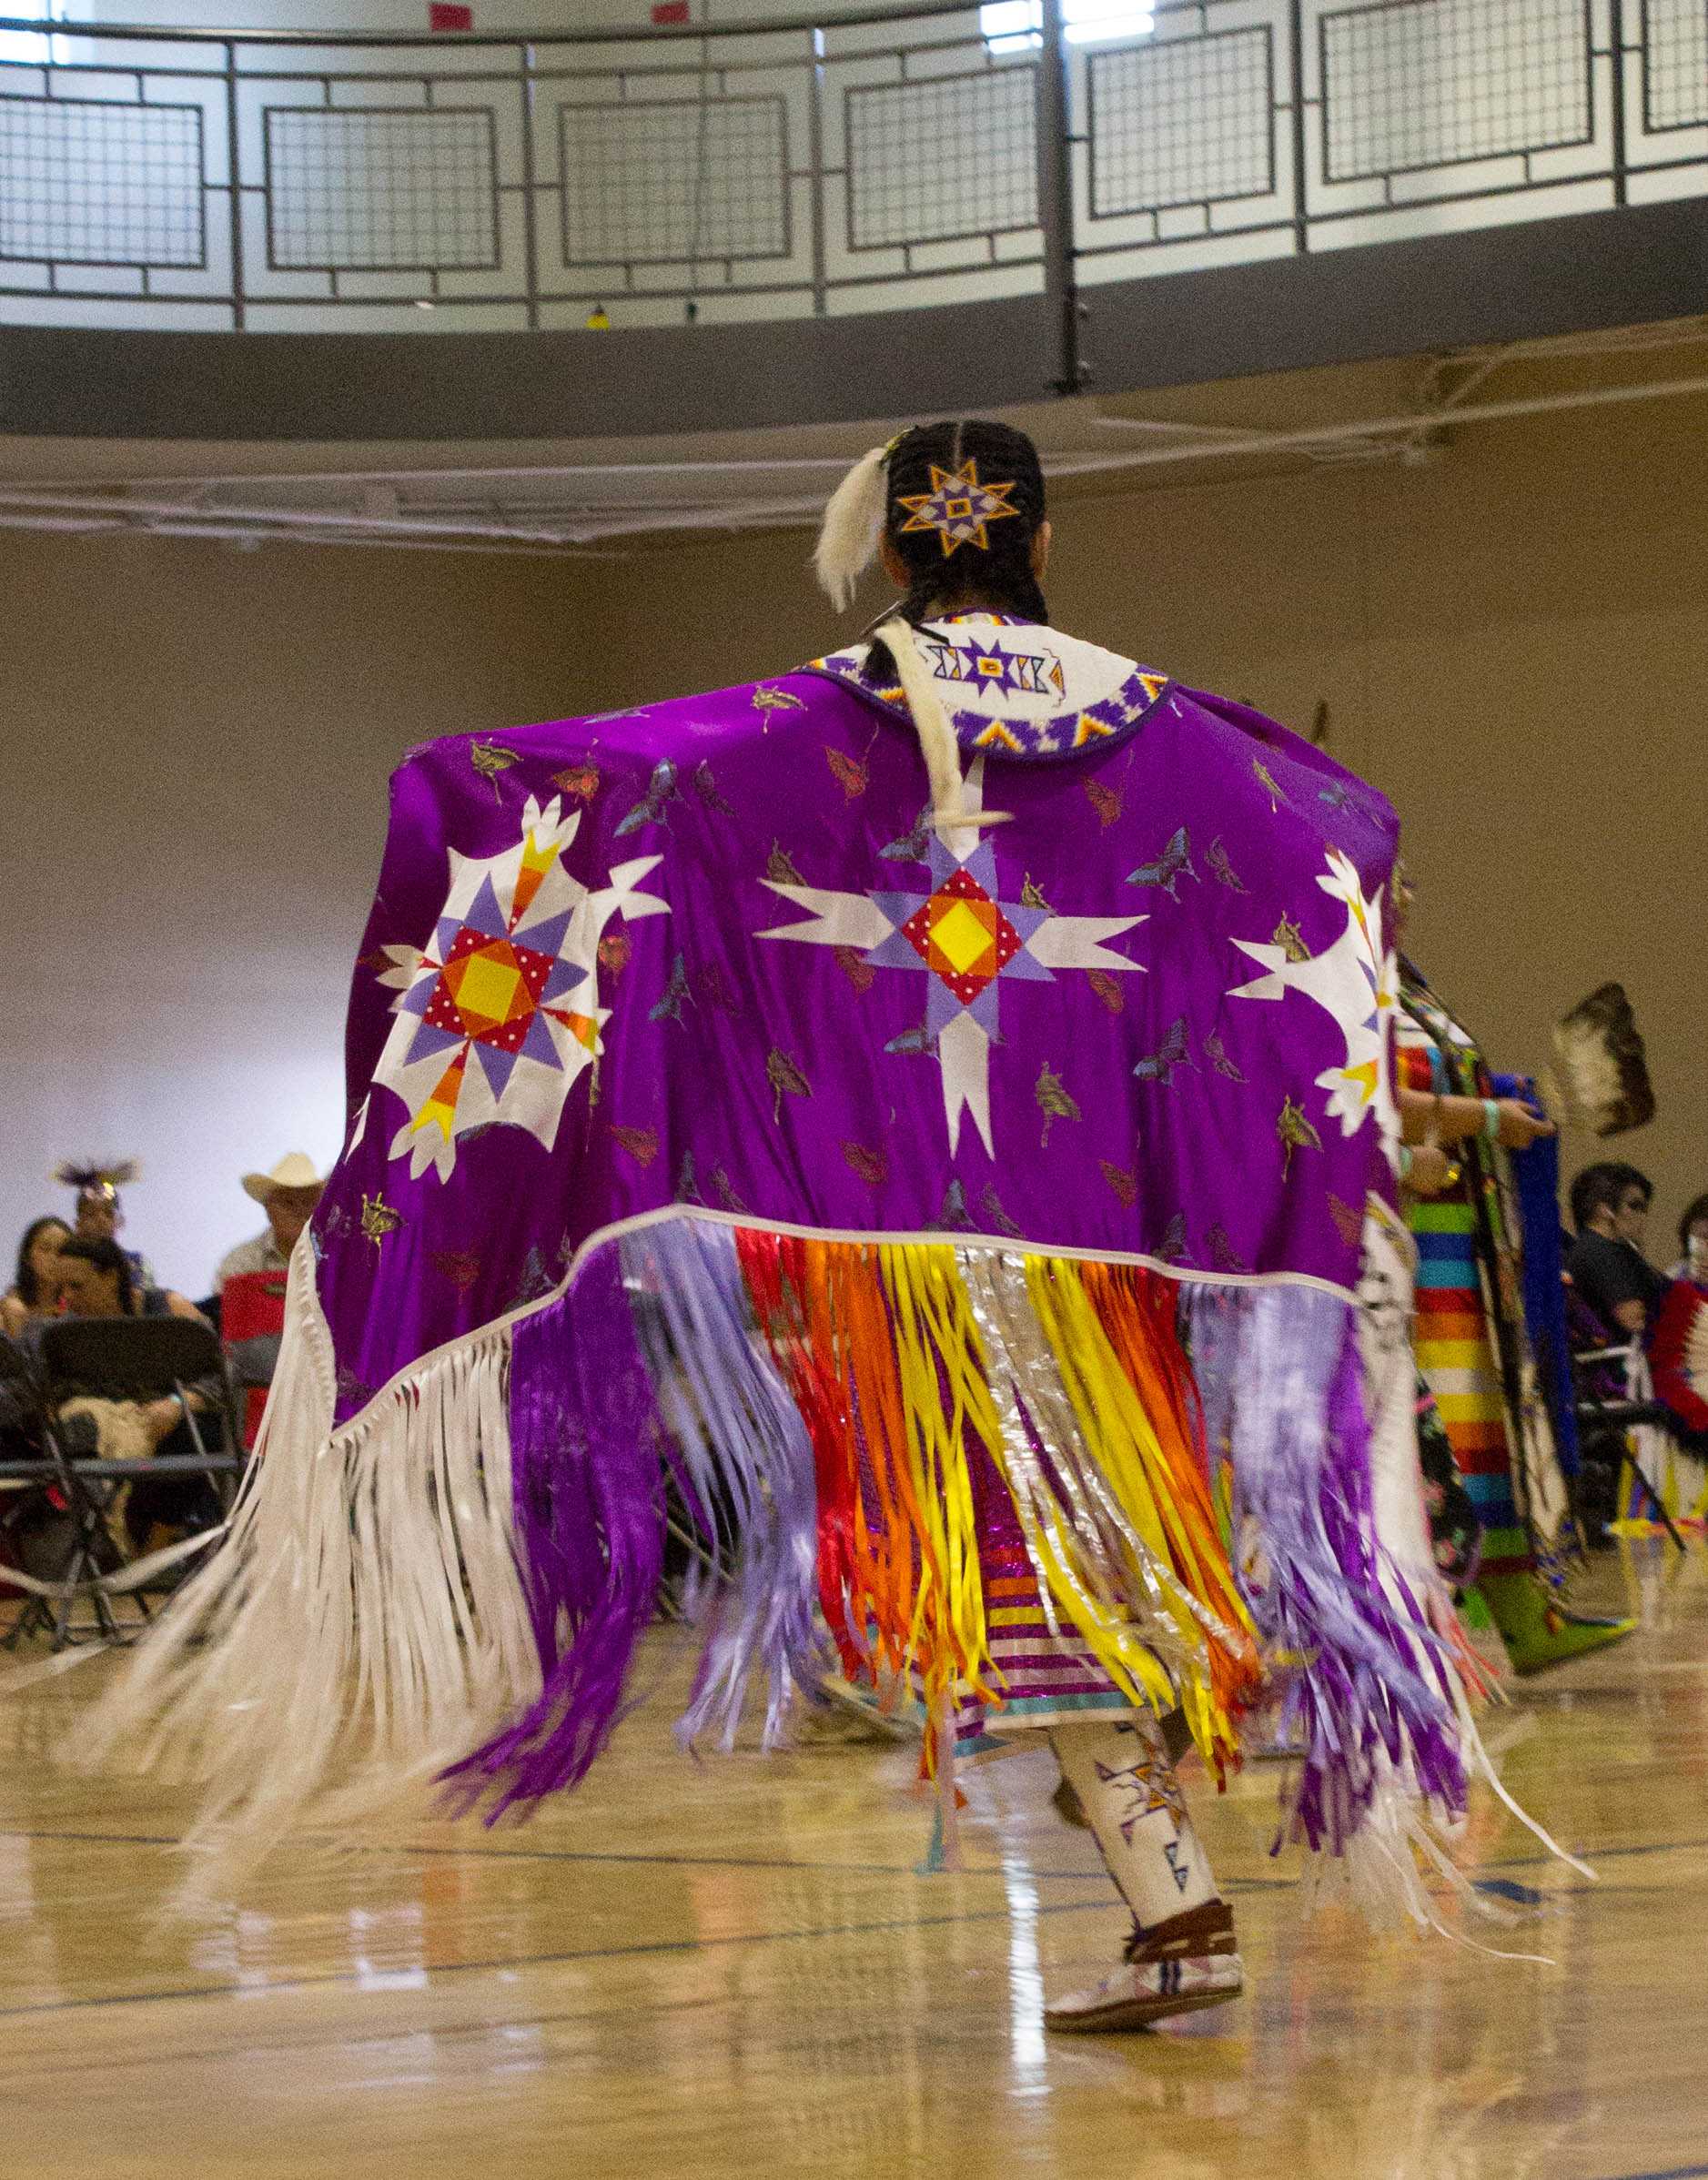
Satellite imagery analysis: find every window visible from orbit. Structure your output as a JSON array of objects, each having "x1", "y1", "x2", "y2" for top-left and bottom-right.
[
  {"x1": 981, "y1": 0, "x2": 1155, "y2": 56},
  {"x1": 0, "y1": 1, "x2": 79, "y2": 66}
]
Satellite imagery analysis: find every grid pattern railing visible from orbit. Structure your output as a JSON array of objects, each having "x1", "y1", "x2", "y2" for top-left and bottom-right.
[
  {"x1": 559, "y1": 96, "x2": 791, "y2": 265},
  {"x1": 1087, "y1": 25, "x2": 1275, "y2": 219},
  {"x1": 845, "y1": 66, "x2": 1037, "y2": 247},
  {"x1": 1320, "y1": 0, "x2": 1592, "y2": 182},
  {"x1": 0, "y1": 92, "x2": 204, "y2": 267},
  {"x1": 0, "y1": 3, "x2": 1701, "y2": 331},
  {"x1": 1642, "y1": 0, "x2": 1708, "y2": 133},
  {"x1": 266, "y1": 106, "x2": 500, "y2": 269}
]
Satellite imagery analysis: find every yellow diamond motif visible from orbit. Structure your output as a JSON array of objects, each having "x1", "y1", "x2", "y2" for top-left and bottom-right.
[
  {"x1": 451, "y1": 954, "x2": 523, "y2": 1022},
  {"x1": 931, "y1": 899, "x2": 995, "y2": 977}
]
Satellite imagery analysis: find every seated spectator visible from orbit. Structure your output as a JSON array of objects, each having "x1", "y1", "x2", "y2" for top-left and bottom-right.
[
  {"x1": 1, "y1": 1216, "x2": 70, "y2": 1341},
  {"x1": 1665, "y1": 1191, "x2": 1708, "y2": 1284},
  {"x1": 1652, "y1": 1267, "x2": 1708, "y2": 1437},
  {"x1": 1566, "y1": 1161, "x2": 1666, "y2": 1339},
  {"x1": 55, "y1": 1159, "x2": 154, "y2": 1288},
  {"x1": 53, "y1": 1236, "x2": 223, "y2": 1549},
  {"x1": 217, "y1": 1155, "x2": 323, "y2": 1443},
  {"x1": 216, "y1": 1152, "x2": 325, "y2": 1286},
  {"x1": 1651, "y1": 1199, "x2": 1708, "y2": 1453},
  {"x1": 56, "y1": 1237, "x2": 202, "y2": 1329}
]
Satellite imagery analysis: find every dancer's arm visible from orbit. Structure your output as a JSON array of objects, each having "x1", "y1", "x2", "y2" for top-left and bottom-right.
[{"x1": 1398, "y1": 1086, "x2": 1554, "y2": 1150}]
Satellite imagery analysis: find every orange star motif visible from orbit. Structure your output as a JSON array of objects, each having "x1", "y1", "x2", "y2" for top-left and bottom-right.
[{"x1": 895, "y1": 459, "x2": 1022, "y2": 558}]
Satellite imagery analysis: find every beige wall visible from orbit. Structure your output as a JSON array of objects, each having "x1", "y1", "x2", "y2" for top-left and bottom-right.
[
  {"x1": 3, "y1": 389, "x2": 1700, "y2": 1293},
  {"x1": 1, "y1": 531, "x2": 590, "y2": 1292},
  {"x1": 580, "y1": 396, "x2": 1705, "y2": 1244}
]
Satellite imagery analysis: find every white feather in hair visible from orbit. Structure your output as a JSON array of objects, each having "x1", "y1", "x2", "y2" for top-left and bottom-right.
[{"x1": 814, "y1": 442, "x2": 893, "y2": 611}]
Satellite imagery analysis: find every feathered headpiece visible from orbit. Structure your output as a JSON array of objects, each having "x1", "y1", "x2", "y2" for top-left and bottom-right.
[
  {"x1": 53, "y1": 1158, "x2": 139, "y2": 1205},
  {"x1": 1548, "y1": 984, "x2": 1654, "y2": 1137}
]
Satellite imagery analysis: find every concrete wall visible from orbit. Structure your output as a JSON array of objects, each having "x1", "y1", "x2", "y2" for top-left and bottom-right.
[{"x1": 0, "y1": 530, "x2": 591, "y2": 1293}]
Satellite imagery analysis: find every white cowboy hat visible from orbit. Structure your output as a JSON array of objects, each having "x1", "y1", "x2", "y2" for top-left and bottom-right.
[{"x1": 241, "y1": 1151, "x2": 327, "y2": 1203}]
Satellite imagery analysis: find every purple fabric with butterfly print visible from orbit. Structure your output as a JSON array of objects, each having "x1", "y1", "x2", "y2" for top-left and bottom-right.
[{"x1": 311, "y1": 613, "x2": 1400, "y2": 1425}]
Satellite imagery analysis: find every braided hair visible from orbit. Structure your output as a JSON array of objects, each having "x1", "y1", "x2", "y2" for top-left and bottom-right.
[
  {"x1": 881, "y1": 419, "x2": 1049, "y2": 628},
  {"x1": 813, "y1": 419, "x2": 1047, "y2": 838},
  {"x1": 814, "y1": 418, "x2": 1049, "y2": 629}
]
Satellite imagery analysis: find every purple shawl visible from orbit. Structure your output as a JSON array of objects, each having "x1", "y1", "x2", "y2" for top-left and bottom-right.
[{"x1": 315, "y1": 615, "x2": 1400, "y2": 1422}]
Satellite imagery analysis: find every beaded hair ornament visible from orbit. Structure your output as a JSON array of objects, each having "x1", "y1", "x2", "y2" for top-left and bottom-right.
[
  {"x1": 813, "y1": 431, "x2": 1027, "y2": 610},
  {"x1": 813, "y1": 430, "x2": 1022, "y2": 843},
  {"x1": 895, "y1": 460, "x2": 1022, "y2": 559}
]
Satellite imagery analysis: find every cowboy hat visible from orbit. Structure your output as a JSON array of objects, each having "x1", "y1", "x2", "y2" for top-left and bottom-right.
[{"x1": 241, "y1": 1152, "x2": 327, "y2": 1203}]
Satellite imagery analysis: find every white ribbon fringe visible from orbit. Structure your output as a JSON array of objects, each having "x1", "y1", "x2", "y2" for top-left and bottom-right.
[{"x1": 78, "y1": 1233, "x2": 537, "y2": 1905}]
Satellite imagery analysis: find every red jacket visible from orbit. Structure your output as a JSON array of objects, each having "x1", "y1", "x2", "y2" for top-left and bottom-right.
[{"x1": 1651, "y1": 1278, "x2": 1708, "y2": 1435}]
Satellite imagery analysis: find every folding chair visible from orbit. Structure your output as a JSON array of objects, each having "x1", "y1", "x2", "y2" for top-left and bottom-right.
[
  {"x1": 0, "y1": 1331, "x2": 140, "y2": 1647},
  {"x1": 0, "y1": 1333, "x2": 72, "y2": 1648},
  {"x1": 1571, "y1": 1337, "x2": 1687, "y2": 1553},
  {"x1": 28, "y1": 1316, "x2": 247, "y2": 1646}
]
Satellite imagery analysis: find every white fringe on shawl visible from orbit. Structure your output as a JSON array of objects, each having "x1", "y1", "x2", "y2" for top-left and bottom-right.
[
  {"x1": 80, "y1": 1235, "x2": 537, "y2": 1901},
  {"x1": 1302, "y1": 1690, "x2": 1592, "y2": 1962},
  {"x1": 1311, "y1": 1202, "x2": 1593, "y2": 1942}
]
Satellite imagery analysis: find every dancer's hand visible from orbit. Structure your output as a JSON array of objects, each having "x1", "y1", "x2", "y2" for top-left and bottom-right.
[
  {"x1": 1496, "y1": 1099, "x2": 1555, "y2": 1148},
  {"x1": 1403, "y1": 1144, "x2": 1459, "y2": 1196}
]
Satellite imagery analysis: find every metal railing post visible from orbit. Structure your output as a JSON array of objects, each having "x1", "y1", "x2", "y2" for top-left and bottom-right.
[
  {"x1": 808, "y1": 22, "x2": 828, "y2": 317},
  {"x1": 1289, "y1": 0, "x2": 1309, "y2": 254},
  {"x1": 521, "y1": 39, "x2": 541, "y2": 328},
  {"x1": 1609, "y1": 0, "x2": 1628, "y2": 207},
  {"x1": 224, "y1": 38, "x2": 245, "y2": 328},
  {"x1": 1036, "y1": 0, "x2": 1081, "y2": 395}
]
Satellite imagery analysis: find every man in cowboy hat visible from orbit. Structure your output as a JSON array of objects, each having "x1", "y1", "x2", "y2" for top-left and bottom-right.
[
  {"x1": 215, "y1": 1152, "x2": 327, "y2": 1287},
  {"x1": 216, "y1": 1154, "x2": 326, "y2": 1441}
]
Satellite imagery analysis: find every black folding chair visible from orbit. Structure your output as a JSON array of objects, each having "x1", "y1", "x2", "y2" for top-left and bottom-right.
[
  {"x1": 1572, "y1": 1339, "x2": 1687, "y2": 1552},
  {"x1": 24, "y1": 1316, "x2": 247, "y2": 1647},
  {"x1": 0, "y1": 1333, "x2": 77, "y2": 1649}
]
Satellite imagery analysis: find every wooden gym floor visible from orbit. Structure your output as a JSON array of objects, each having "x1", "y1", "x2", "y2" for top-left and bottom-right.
[{"x1": 4, "y1": 1543, "x2": 1707, "y2": 2180}]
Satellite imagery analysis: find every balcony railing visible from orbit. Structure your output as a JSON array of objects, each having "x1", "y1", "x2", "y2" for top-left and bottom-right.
[{"x1": 0, "y1": 0, "x2": 1703, "y2": 338}]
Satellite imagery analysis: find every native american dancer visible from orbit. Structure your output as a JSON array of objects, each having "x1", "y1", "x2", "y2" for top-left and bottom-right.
[
  {"x1": 1392, "y1": 950, "x2": 1635, "y2": 1672},
  {"x1": 94, "y1": 421, "x2": 1556, "y2": 2031}
]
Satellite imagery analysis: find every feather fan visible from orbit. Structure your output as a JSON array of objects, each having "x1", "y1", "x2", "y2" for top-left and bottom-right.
[{"x1": 1547, "y1": 984, "x2": 1654, "y2": 1136}]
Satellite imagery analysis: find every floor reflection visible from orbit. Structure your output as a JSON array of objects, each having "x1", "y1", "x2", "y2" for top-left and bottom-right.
[{"x1": 3, "y1": 1554, "x2": 1706, "y2": 2175}]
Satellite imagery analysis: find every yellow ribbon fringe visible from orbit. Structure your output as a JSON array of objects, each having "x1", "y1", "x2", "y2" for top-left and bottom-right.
[{"x1": 755, "y1": 1238, "x2": 1258, "y2": 1781}]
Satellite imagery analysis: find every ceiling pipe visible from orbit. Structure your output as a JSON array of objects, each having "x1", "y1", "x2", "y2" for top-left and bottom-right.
[
  {"x1": 3, "y1": 365, "x2": 1705, "y2": 550},
  {"x1": 0, "y1": 486, "x2": 574, "y2": 545}
]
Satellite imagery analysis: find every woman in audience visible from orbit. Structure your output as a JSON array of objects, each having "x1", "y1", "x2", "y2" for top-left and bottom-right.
[
  {"x1": 1665, "y1": 1191, "x2": 1708, "y2": 1284},
  {"x1": 1646, "y1": 1193, "x2": 1708, "y2": 1499},
  {"x1": 53, "y1": 1237, "x2": 223, "y2": 1549},
  {"x1": 55, "y1": 1236, "x2": 201, "y2": 1327},
  {"x1": 2, "y1": 1216, "x2": 71, "y2": 1342}
]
